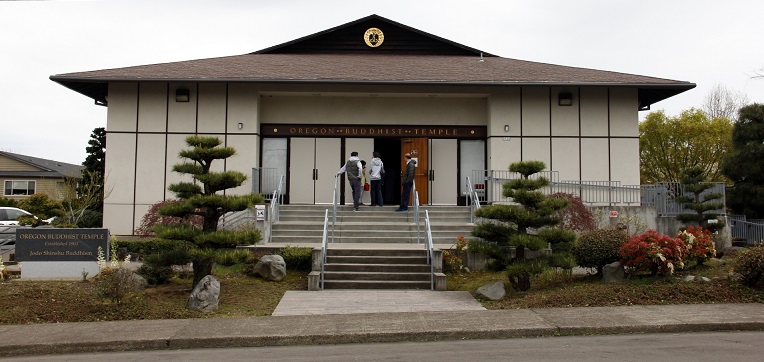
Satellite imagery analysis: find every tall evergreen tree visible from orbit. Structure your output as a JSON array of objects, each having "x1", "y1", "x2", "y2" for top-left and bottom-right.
[
  {"x1": 154, "y1": 136, "x2": 264, "y2": 286},
  {"x1": 675, "y1": 166, "x2": 725, "y2": 233},
  {"x1": 722, "y1": 103, "x2": 764, "y2": 218},
  {"x1": 471, "y1": 161, "x2": 574, "y2": 291},
  {"x1": 83, "y1": 127, "x2": 106, "y2": 177},
  {"x1": 81, "y1": 127, "x2": 106, "y2": 214}
]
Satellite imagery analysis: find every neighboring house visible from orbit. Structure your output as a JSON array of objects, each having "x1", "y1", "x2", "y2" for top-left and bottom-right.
[
  {"x1": 50, "y1": 14, "x2": 694, "y2": 235},
  {"x1": 0, "y1": 151, "x2": 83, "y2": 202}
]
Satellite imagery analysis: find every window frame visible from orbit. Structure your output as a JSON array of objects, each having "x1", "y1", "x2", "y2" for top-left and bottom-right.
[{"x1": 3, "y1": 180, "x2": 36, "y2": 196}]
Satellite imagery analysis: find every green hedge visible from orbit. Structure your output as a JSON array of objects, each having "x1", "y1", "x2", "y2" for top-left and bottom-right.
[{"x1": 112, "y1": 238, "x2": 196, "y2": 256}]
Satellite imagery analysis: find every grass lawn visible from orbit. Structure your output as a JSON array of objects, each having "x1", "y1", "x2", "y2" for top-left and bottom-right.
[{"x1": 1, "y1": 255, "x2": 762, "y2": 325}]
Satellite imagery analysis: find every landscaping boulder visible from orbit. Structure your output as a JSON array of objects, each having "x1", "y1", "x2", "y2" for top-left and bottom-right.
[
  {"x1": 603, "y1": 261, "x2": 625, "y2": 283},
  {"x1": 476, "y1": 281, "x2": 506, "y2": 300},
  {"x1": 254, "y1": 255, "x2": 287, "y2": 281},
  {"x1": 188, "y1": 275, "x2": 220, "y2": 312},
  {"x1": 114, "y1": 268, "x2": 148, "y2": 292}
]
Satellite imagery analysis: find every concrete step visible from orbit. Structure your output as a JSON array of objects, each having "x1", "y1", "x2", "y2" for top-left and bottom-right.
[
  {"x1": 326, "y1": 255, "x2": 428, "y2": 264},
  {"x1": 272, "y1": 236, "x2": 423, "y2": 244},
  {"x1": 272, "y1": 236, "x2": 472, "y2": 244},
  {"x1": 322, "y1": 280, "x2": 432, "y2": 289},
  {"x1": 324, "y1": 263, "x2": 431, "y2": 272},
  {"x1": 272, "y1": 222, "x2": 474, "y2": 232},
  {"x1": 323, "y1": 271, "x2": 431, "y2": 281},
  {"x1": 277, "y1": 207, "x2": 473, "y2": 232},
  {"x1": 326, "y1": 248, "x2": 426, "y2": 257},
  {"x1": 316, "y1": 247, "x2": 437, "y2": 290}
]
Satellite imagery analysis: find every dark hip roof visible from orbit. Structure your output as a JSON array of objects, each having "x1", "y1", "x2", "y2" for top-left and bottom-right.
[{"x1": 49, "y1": 14, "x2": 694, "y2": 109}]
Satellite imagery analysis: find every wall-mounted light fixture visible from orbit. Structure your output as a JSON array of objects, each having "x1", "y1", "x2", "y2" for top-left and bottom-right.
[
  {"x1": 558, "y1": 93, "x2": 573, "y2": 106},
  {"x1": 237, "y1": 122, "x2": 243, "y2": 130},
  {"x1": 503, "y1": 125, "x2": 510, "y2": 132},
  {"x1": 175, "y1": 88, "x2": 190, "y2": 102}
]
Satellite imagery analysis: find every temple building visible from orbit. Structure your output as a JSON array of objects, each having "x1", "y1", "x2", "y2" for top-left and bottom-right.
[{"x1": 51, "y1": 15, "x2": 694, "y2": 235}]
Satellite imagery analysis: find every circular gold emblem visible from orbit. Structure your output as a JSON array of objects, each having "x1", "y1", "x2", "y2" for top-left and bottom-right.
[{"x1": 364, "y1": 28, "x2": 384, "y2": 48}]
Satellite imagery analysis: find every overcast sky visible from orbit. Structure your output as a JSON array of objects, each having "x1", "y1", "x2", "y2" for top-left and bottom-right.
[{"x1": 2, "y1": 0, "x2": 763, "y2": 165}]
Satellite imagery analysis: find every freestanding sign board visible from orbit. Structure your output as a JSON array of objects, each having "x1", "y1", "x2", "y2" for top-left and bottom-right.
[
  {"x1": 15, "y1": 228, "x2": 109, "y2": 280},
  {"x1": 255, "y1": 205, "x2": 266, "y2": 221}
]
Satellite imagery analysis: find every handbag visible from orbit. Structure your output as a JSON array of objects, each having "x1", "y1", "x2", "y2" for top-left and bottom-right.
[{"x1": 364, "y1": 182, "x2": 370, "y2": 191}]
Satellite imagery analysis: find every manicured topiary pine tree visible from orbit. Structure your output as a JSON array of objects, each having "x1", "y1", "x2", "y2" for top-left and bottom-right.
[
  {"x1": 471, "y1": 161, "x2": 574, "y2": 291},
  {"x1": 675, "y1": 166, "x2": 725, "y2": 233},
  {"x1": 154, "y1": 136, "x2": 264, "y2": 286}
]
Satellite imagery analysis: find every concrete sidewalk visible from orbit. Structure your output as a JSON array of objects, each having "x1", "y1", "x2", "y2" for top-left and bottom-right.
[
  {"x1": 273, "y1": 290, "x2": 486, "y2": 316},
  {"x1": 1, "y1": 303, "x2": 764, "y2": 357}
]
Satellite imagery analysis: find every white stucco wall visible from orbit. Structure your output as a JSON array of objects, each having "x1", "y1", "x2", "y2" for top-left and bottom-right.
[
  {"x1": 260, "y1": 95, "x2": 487, "y2": 125},
  {"x1": 102, "y1": 82, "x2": 641, "y2": 235}
]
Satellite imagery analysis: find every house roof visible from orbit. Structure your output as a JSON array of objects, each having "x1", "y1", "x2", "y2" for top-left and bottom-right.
[
  {"x1": 50, "y1": 14, "x2": 694, "y2": 109},
  {"x1": 0, "y1": 151, "x2": 83, "y2": 179}
]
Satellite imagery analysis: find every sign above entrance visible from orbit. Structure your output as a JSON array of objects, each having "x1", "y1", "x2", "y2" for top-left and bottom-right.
[{"x1": 261, "y1": 124, "x2": 486, "y2": 139}]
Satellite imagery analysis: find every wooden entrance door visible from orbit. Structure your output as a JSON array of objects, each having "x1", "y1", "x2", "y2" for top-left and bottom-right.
[{"x1": 401, "y1": 137, "x2": 428, "y2": 206}]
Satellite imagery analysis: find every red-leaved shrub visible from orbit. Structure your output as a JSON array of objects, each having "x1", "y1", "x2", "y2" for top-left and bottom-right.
[
  {"x1": 134, "y1": 199, "x2": 203, "y2": 236},
  {"x1": 677, "y1": 226, "x2": 716, "y2": 265},
  {"x1": 550, "y1": 193, "x2": 597, "y2": 232},
  {"x1": 619, "y1": 229, "x2": 685, "y2": 275}
]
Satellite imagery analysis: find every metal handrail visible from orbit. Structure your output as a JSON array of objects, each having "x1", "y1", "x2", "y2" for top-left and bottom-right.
[
  {"x1": 320, "y1": 209, "x2": 329, "y2": 290},
  {"x1": 424, "y1": 210, "x2": 435, "y2": 290},
  {"x1": 331, "y1": 175, "x2": 339, "y2": 243},
  {"x1": 413, "y1": 181, "x2": 421, "y2": 244},
  {"x1": 466, "y1": 176, "x2": 481, "y2": 223},
  {"x1": 267, "y1": 175, "x2": 285, "y2": 244}
]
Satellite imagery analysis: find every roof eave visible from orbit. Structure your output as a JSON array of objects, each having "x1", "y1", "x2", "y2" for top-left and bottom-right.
[{"x1": 49, "y1": 76, "x2": 695, "y2": 108}]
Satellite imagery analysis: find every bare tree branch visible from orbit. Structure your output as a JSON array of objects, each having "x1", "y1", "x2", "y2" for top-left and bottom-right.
[{"x1": 702, "y1": 83, "x2": 749, "y2": 121}]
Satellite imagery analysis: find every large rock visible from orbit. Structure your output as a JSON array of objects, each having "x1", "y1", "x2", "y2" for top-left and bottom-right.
[
  {"x1": 254, "y1": 255, "x2": 287, "y2": 281},
  {"x1": 476, "y1": 281, "x2": 506, "y2": 300},
  {"x1": 188, "y1": 275, "x2": 220, "y2": 312},
  {"x1": 603, "y1": 261, "x2": 625, "y2": 284},
  {"x1": 110, "y1": 268, "x2": 148, "y2": 292}
]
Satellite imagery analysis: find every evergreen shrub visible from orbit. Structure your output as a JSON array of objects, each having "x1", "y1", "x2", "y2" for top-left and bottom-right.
[
  {"x1": 277, "y1": 246, "x2": 313, "y2": 271},
  {"x1": 572, "y1": 229, "x2": 628, "y2": 274},
  {"x1": 734, "y1": 246, "x2": 764, "y2": 288}
]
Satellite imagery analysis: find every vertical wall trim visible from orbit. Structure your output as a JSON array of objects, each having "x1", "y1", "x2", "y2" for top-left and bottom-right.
[
  {"x1": 338, "y1": 138, "x2": 346, "y2": 205},
  {"x1": 223, "y1": 83, "x2": 230, "y2": 195},
  {"x1": 607, "y1": 87, "x2": 612, "y2": 183},
  {"x1": 548, "y1": 87, "x2": 553, "y2": 171},
  {"x1": 519, "y1": 87, "x2": 524, "y2": 161},
  {"x1": 578, "y1": 87, "x2": 582, "y2": 181},
  {"x1": 132, "y1": 83, "x2": 141, "y2": 234},
  {"x1": 194, "y1": 83, "x2": 200, "y2": 134},
  {"x1": 163, "y1": 83, "x2": 170, "y2": 201}
]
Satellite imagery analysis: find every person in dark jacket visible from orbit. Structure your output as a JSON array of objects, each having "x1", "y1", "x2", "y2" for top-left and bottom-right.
[
  {"x1": 337, "y1": 151, "x2": 363, "y2": 211},
  {"x1": 395, "y1": 153, "x2": 416, "y2": 212}
]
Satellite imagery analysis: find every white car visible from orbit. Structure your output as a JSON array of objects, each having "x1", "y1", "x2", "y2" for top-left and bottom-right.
[{"x1": 0, "y1": 207, "x2": 55, "y2": 226}]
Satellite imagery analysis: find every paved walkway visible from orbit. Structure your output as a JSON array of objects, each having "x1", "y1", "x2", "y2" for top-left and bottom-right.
[
  {"x1": 2, "y1": 303, "x2": 764, "y2": 358},
  {"x1": 273, "y1": 290, "x2": 485, "y2": 316}
]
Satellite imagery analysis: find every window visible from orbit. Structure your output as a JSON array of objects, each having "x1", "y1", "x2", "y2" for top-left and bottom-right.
[
  {"x1": 5, "y1": 208, "x2": 27, "y2": 220},
  {"x1": 4, "y1": 180, "x2": 35, "y2": 196}
]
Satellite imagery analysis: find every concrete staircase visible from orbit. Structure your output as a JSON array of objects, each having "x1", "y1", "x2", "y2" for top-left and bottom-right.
[
  {"x1": 321, "y1": 248, "x2": 433, "y2": 289},
  {"x1": 273, "y1": 204, "x2": 475, "y2": 245},
  {"x1": 265, "y1": 204, "x2": 474, "y2": 290}
]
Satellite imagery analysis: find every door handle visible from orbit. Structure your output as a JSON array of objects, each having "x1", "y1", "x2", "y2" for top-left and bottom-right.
[
  {"x1": 313, "y1": 169, "x2": 318, "y2": 181},
  {"x1": 429, "y1": 169, "x2": 434, "y2": 181}
]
